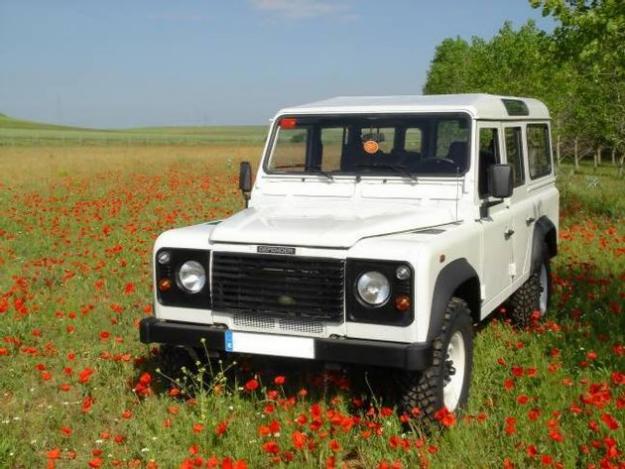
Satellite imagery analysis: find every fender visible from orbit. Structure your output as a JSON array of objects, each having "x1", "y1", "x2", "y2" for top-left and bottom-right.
[
  {"x1": 530, "y1": 216, "x2": 557, "y2": 273},
  {"x1": 427, "y1": 258, "x2": 480, "y2": 341}
]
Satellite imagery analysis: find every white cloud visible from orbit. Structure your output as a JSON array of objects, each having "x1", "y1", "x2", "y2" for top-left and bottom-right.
[{"x1": 250, "y1": 0, "x2": 351, "y2": 19}]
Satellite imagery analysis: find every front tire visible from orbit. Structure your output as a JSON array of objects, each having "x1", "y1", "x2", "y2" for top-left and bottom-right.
[
  {"x1": 155, "y1": 345, "x2": 197, "y2": 388},
  {"x1": 396, "y1": 297, "x2": 474, "y2": 423}
]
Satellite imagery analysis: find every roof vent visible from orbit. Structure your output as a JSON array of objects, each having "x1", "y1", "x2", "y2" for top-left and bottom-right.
[{"x1": 502, "y1": 99, "x2": 529, "y2": 116}]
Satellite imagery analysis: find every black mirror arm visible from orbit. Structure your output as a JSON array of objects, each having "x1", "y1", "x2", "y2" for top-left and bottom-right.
[{"x1": 479, "y1": 198, "x2": 504, "y2": 218}]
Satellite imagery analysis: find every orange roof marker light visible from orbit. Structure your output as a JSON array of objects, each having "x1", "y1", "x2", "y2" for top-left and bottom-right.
[{"x1": 279, "y1": 117, "x2": 297, "y2": 129}]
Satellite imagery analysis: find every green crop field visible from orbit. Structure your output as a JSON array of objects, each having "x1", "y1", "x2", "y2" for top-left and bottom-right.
[
  {"x1": 0, "y1": 123, "x2": 624, "y2": 468},
  {"x1": 0, "y1": 113, "x2": 268, "y2": 147}
]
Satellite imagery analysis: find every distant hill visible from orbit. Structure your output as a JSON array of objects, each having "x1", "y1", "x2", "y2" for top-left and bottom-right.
[
  {"x1": 0, "y1": 113, "x2": 267, "y2": 146},
  {"x1": 0, "y1": 113, "x2": 92, "y2": 132}
]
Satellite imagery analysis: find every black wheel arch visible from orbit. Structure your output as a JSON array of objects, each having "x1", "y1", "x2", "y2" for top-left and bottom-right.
[
  {"x1": 427, "y1": 258, "x2": 481, "y2": 342},
  {"x1": 531, "y1": 216, "x2": 557, "y2": 273}
]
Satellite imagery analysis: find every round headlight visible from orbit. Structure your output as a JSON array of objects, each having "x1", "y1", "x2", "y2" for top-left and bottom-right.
[
  {"x1": 176, "y1": 260, "x2": 206, "y2": 294},
  {"x1": 356, "y1": 271, "x2": 390, "y2": 306}
]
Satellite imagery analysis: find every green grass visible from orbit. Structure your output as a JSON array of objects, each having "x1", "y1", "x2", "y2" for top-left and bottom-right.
[
  {"x1": 0, "y1": 140, "x2": 623, "y2": 468},
  {"x1": 0, "y1": 113, "x2": 268, "y2": 146}
]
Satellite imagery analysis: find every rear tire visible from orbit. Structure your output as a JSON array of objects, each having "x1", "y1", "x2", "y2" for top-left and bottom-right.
[
  {"x1": 395, "y1": 297, "x2": 473, "y2": 424},
  {"x1": 508, "y1": 247, "x2": 551, "y2": 328}
]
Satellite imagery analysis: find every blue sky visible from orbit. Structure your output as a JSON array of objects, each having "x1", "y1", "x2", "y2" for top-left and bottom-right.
[{"x1": 0, "y1": 1, "x2": 553, "y2": 128}]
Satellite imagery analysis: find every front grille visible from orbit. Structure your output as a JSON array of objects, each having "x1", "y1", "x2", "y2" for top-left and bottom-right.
[{"x1": 212, "y1": 253, "x2": 344, "y2": 322}]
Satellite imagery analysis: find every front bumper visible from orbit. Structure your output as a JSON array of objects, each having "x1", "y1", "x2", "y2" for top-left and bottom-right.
[{"x1": 139, "y1": 317, "x2": 431, "y2": 371}]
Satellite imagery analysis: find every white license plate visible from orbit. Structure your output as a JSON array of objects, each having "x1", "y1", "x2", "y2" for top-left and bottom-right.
[{"x1": 225, "y1": 331, "x2": 315, "y2": 359}]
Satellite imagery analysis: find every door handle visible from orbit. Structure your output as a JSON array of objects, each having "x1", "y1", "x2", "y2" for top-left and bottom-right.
[
  {"x1": 504, "y1": 228, "x2": 515, "y2": 239},
  {"x1": 526, "y1": 216, "x2": 536, "y2": 225}
]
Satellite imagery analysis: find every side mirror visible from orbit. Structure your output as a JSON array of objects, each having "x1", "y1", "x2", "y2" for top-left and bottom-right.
[
  {"x1": 488, "y1": 164, "x2": 513, "y2": 199},
  {"x1": 239, "y1": 161, "x2": 253, "y2": 207}
]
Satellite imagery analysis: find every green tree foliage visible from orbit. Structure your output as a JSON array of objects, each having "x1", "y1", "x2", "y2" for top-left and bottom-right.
[{"x1": 424, "y1": 1, "x2": 625, "y2": 171}]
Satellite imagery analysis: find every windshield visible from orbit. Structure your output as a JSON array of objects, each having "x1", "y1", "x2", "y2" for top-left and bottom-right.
[{"x1": 266, "y1": 114, "x2": 470, "y2": 177}]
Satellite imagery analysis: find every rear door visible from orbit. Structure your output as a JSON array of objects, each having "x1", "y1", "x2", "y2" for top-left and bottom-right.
[
  {"x1": 477, "y1": 122, "x2": 513, "y2": 314},
  {"x1": 502, "y1": 124, "x2": 534, "y2": 281}
]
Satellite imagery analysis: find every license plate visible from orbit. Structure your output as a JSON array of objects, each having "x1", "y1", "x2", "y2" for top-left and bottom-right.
[{"x1": 225, "y1": 330, "x2": 315, "y2": 359}]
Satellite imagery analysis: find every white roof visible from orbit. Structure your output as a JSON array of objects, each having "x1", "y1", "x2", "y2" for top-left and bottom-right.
[{"x1": 276, "y1": 94, "x2": 550, "y2": 120}]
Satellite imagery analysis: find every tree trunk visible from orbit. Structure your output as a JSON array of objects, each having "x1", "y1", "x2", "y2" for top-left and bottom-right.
[
  {"x1": 574, "y1": 138, "x2": 579, "y2": 171},
  {"x1": 619, "y1": 152, "x2": 625, "y2": 178},
  {"x1": 597, "y1": 145, "x2": 602, "y2": 165},
  {"x1": 612, "y1": 147, "x2": 617, "y2": 165},
  {"x1": 556, "y1": 134, "x2": 561, "y2": 166}
]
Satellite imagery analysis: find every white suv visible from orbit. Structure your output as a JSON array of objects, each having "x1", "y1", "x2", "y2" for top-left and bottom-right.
[{"x1": 140, "y1": 94, "x2": 558, "y2": 419}]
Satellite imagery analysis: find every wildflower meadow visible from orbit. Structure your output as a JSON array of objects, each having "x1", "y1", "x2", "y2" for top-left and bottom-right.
[{"x1": 0, "y1": 140, "x2": 624, "y2": 468}]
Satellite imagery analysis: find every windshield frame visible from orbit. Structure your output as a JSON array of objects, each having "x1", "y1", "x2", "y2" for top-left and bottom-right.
[{"x1": 262, "y1": 112, "x2": 473, "y2": 179}]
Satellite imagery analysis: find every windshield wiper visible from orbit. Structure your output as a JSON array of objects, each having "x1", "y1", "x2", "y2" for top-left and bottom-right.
[
  {"x1": 355, "y1": 163, "x2": 418, "y2": 182},
  {"x1": 308, "y1": 169, "x2": 334, "y2": 181}
]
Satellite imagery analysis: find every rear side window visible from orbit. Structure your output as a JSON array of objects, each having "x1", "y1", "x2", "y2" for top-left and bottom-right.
[
  {"x1": 504, "y1": 127, "x2": 525, "y2": 187},
  {"x1": 527, "y1": 124, "x2": 552, "y2": 179}
]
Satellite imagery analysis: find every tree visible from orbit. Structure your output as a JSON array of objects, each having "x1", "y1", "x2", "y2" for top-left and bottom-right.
[{"x1": 531, "y1": 0, "x2": 625, "y2": 172}]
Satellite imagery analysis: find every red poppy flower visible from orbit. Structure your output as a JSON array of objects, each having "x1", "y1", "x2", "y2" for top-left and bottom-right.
[
  {"x1": 244, "y1": 378, "x2": 259, "y2": 392},
  {"x1": 46, "y1": 448, "x2": 61, "y2": 460},
  {"x1": 274, "y1": 375, "x2": 286, "y2": 385},
  {"x1": 215, "y1": 420, "x2": 229, "y2": 436},
  {"x1": 504, "y1": 417, "x2": 517, "y2": 435},
  {"x1": 78, "y1": 367, "x2": 95, "y2": 384},
  {"x1": 81, "y1": 395, "x2": 94, "y2": 413},
  {"x1": 292, "y1": 431, "x2": 307, "y2": 449},
  {"x1": 434, "y1": 407, "x2": 456, "y2": 427},
  {"x1": 601, "y1": 413, "x2": 620, "y2": 430},
  {"x1": 262, "y1": 440, "x2": 280, "y2": 455},
  {"x1": 328, "y1": 439, "x2": 341, "y2": 452}
]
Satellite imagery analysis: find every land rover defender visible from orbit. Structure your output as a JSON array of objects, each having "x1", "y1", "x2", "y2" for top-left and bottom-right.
[{"x1": 140, "y1": 94, "x2": 558, "y2": 418}]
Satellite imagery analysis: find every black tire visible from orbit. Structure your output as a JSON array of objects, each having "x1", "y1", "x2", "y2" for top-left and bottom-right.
[
  {"x1": 155, "y1": 345, "x2": 197, "y2": 389},
  {"x1": 507, "y1": 247, "x2": 551, "y2": 328},
  {"x1": 395, "y1": 297, "x2": 473, "y2": 424}
]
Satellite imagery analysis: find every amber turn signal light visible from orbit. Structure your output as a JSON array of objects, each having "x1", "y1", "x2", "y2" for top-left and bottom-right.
[
  {"x1": 158, "y1": 278, "x2": 173, "y2": 292},
  {"x1": 394, "y1": 294, "x2": 411, "y2": 312}
]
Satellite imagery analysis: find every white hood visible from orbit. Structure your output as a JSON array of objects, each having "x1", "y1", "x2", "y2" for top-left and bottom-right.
[{"x1": 210, "y1": 200, "x2": 457, "y2": 248}]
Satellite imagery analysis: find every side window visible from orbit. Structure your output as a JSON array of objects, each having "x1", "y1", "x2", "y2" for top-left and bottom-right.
[
  {"x1": 269, "y1": 127, "x2": 307, "y2": 171},
  {"x1": 320, "y1": 127, "x2": 343, "y2": 171},
  {"x1": 504, "y1": 127, "x2": 525, "y2": 187},
  {"x1": 404, "y1": 128, "x2": 422, "y2": 153},
  {"x1": 527, "y1": 124, "x2": 552, "y2": 179},
  {"x1": 478, "y1": 127, "x2": 500, "y2": 198}
]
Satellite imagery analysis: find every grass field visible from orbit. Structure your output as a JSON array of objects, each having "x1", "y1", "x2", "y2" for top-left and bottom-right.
[
  {"x1": 0, "y1": 129, "x2": 624, "y2": 468},
  {"x1": 0, "y1": 113, "x2": 267, "y2": 146}
]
